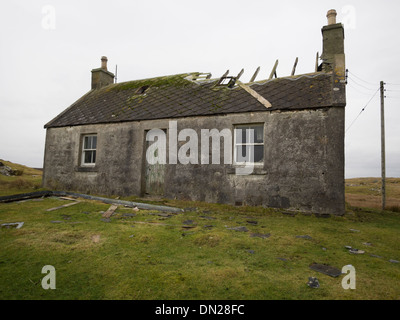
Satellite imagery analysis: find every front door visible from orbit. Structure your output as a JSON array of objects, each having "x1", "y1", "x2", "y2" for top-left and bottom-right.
[{"x1": 144, "y1": 130, "x2": 166, "y2": 196}]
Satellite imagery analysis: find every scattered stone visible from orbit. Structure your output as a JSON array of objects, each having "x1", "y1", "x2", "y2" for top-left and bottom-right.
[
  {"x1": 50, "y1": 221, "x2": 64, "y2": 224},
  {"x1": 250, "y1": 233, "x2": 271, "y2": 239},
  {"x1": 362, "y1": 242, "x2": 373, "y2": 246},
  {"x1": 32, "y1": 198, "x2": 44, "y2": 202},
  {"x1": 83, "y1": 211, "x2": 90, "y2": 215},
  {"x1": 349, "y1": 248, "x2": 365, "y2": 254},
  {"x1": 0, "y1": 163, "x2": 18, "y2": 176},
  {"x1": 183, "y1": 220, "x2": 194, "y2": 225},
  {"x1": 277, "y1": 257, "x2": 288, "y2": 262},
  {"x1": 1, "y1": 222, "x2": 24, "y2": 229},
  {"x1": 149, "y1": 212, "x2": 172, "y2": 218},
  {"x1": 307, "y1": 277, "x2": 320, "y2": 288},
  {"x1": 101, "y1": 218, "x2": 111, "y2": 223},
  {"x1": 345, "y1": 245, "x2": 364, "y2": 254},
  {"x1": 132, "y1": 207, "x2": 139, "y2": 212},
  {"x1": 129, "y1": 235, "x2": 134, "y2": 238},
  {"x1": 184, "y1": 207, "x2": 198, "y2": 212},
  {"x1": 203, "y1": 225, "x2": 214, "y2": 229},
  {"x1": 389, "y1": 259, "x2": 399, "y2": 264},
  {"x1": 370, "y1": 254, "x2": 383, "y2": 259},
  {"x1": 322, "y1": 247, "x2": 327, "y2": 251},
  {"x1": 247, "y1": 250, "x2": 255, "y2": 254},
  {"x1": 200, "y1": 216, "x2": 216, "y2": 220},
  {"x1": 227, "y1": 226, "x2": 249, "y2": 232},
  {"x1": 122, "y1": 213, "x2": 136, "y2": 217},
  {"x1": 296, "y1": 235, "x2": 312, "y2": 240},
  {"x1": 350, "y1": 229, "x2": 360, "y2": 233},
  {"x1": 61, "y1": 214, "x2": 71, "y2": 220},
  {"x1": 182, "y1": 225, "x2": 196, "y2": 229},
  {"x1": 246, "y1": 220, "x2": 258, "y2": 225},
  {"x1": 309, "y1": 263, "x2": 342, "y2": 277}
]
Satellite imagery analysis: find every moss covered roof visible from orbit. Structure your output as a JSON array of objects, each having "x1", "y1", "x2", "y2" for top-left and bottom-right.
[{"x1": 44, "y1": 72, "x2": 334, "y2": 128}]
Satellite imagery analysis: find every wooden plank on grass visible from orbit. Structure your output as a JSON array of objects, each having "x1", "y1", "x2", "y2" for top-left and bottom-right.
[
  {"x1": 102, "y1": 204, "x2": 118, "y2": 218},
  {"x1": 46, "y1": 202, "x2": 79, "y2": 212}
]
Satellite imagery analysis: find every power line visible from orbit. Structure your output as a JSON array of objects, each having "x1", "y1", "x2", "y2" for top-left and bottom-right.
[
  {"x1": 347, "y1": 70, "x2": 377, "y2": 86},
  {"x1": 345, "y1": 88, "x2": 380, "y2": 133},
  {"x1": 348, "y1": 76, "x2": 377, "y2": 91}
]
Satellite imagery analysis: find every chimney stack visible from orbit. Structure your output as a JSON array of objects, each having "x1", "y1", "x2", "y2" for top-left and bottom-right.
[
  {"x1": 326, "y1": 9, "x2": 337, "y2": 25},
  {"x1": 91, "y1": 56, "x2": 115, "y2": 90},
  {"x1": 320, "y1": 9, "x2": 345, "y2": 73},
  {"x1": 101, "y1": 56, "x2": 108, "y2": 70},
  {"x1": 321, "y1": 9, "x2": 346, "y2": 106}
]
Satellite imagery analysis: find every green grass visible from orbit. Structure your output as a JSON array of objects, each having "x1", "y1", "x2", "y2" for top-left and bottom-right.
[{"x1": 0, "y1": 162, "x2": 399, "y2": 300}]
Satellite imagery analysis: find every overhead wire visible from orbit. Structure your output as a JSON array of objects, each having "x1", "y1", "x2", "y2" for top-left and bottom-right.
[{"x1": 345, "y1": 87, "x2": 380, "y2": 133}]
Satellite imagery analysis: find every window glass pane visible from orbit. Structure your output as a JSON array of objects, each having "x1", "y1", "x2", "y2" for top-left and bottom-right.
[
  {"x1": 92, "y1": 136, "x2": 97, "y2": 149},
  {"x1": 92, "y1": 150, "x2": 96, "y2": 163},
  {"x1": 235, "y1": 128, "x2": 245, "y2": 144},
  {"x1": 254, "y1": 145, "x2": 264, "y2": 162},
  {"x1": 254, "y1": 125, "x2": 263, "y2": 143},
  {"x1": 84, "y1": 136, "x2": 90, "y2": 149},
  {"x1": 84, "y1": 151, "x2": 92, "y2": 163},
  {"x1": 236, "y1": 145, "x2": 263, "y2": 163}
]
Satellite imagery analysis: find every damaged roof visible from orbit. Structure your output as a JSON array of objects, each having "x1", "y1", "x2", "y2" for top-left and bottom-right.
[{"x1": 44, "y1": 72, "x2": 334, "y2": 128}]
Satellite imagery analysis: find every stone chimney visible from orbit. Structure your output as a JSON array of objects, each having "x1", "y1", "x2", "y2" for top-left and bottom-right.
[
  {"x1": 321, "y1": 9, "x2": 346, "y2": 106},
  {"x1": 321, "y1": 9, "x2": 345, "y2": 73},
  {"x1": 91, "y1": 56, "x2": 115, "y2": 90}
]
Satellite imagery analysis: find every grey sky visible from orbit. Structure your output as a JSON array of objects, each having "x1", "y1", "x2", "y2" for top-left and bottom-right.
[{"x1": 0, "y1": 0, "x2": 399, "y2": 178}]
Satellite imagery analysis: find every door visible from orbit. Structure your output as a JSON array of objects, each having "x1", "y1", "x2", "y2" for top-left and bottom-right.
[{"x1": 144, "y1": 130, "x2": 166, "y2": 196}]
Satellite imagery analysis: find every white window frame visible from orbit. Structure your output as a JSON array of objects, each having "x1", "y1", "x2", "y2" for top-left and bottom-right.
[
  {"x1": 81, "y1": 134, "x2": 97, "y2": 166},
  {"x1": 233, "y1": 124, "x2": 264, "y2": 165}
]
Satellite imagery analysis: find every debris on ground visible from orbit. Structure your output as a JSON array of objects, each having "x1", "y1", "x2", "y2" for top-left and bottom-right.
[
  {"x1": 102, "y1": 204, "x2": 118, "y2": 218},
  {"x1": 226, "y1": 226, "x2": 249, "y2": 232},
  {"x1": 345, "y1": 246, "x2": 365, "y2": 254},
  {"x1": 309, "y1": 263, "x2": 342, "y2": 277},
  {"x1": 250, "y1": 233, "x2": 271, "y2": 239},
  {"x1": 0, "y1": 222, "x2": 24, "y2": 229},
  {"x1": 246, "y1": 220, "x2": 258, "y2": 225},
  {"x1": 307, "y1": 277, "x2": 320, "y2": 288},
  {"x1": 296, "y1": 235, "x2": 312, "y2": 240},
  {"x1": 46, "y1": 201, "x2": 80, "y2": 212}
]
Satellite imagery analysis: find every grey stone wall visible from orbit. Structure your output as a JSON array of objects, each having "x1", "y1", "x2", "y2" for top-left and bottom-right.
[{"x1": 43, "y1": 107, "x2": 345, "y2": 215}]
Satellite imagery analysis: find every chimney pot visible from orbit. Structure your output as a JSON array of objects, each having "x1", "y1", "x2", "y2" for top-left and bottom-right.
[
  {"x1": 326, "y1": 9, "x2": 337, "y2": 25},
  {"x1": 101, "y1": 56, "x2": 108, "y2": 70}
]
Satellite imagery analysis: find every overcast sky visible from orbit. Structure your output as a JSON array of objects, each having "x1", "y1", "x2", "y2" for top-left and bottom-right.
[{"x1": 0, "y1": 0, "x2": 399, "y2": 178}]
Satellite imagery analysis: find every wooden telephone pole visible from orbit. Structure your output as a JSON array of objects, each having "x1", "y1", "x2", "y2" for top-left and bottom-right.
[{"x1": 380, "y1": 81, "x2": 386, "y2": 210}]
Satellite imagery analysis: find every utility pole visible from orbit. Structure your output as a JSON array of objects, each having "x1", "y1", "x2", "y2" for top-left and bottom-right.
[{"x1": 380, "y1": 81, "x2": 386, "y2": 210}]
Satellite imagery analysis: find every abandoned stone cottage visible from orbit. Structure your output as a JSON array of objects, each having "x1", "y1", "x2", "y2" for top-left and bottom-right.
[{"x1": 43, "y1": 10, "x2": 346, "y2": 215}]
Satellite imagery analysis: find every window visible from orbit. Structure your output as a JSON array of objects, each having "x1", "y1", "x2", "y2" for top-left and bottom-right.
[
  {"x1": 234, "y1": 124, "x2": 264, "y2": 164},
  {"x1": 81, "y1": 135, "x2": 97, "y2": 166}
]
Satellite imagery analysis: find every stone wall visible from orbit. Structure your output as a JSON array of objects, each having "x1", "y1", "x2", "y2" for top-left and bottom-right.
[{"x1": 43, "y1": 107, "x2": 345, "y2": 215}]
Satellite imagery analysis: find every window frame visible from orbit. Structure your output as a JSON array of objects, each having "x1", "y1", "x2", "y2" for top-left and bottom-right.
[
  {"x1": 81, "y1": 134, "x2": 97, "y2": 167},
  {"x1": 233, "y1": 123, "x2": 264, "y2": 166}
]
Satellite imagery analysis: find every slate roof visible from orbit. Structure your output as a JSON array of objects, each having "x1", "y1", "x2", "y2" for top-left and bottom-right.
[{"x1": 44, "y1": 72, "x2": 334, "y2": 128}]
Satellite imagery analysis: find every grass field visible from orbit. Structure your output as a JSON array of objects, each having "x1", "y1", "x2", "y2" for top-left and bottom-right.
[{"x1": 0, "y1": 160, "x2": 399, "y2": 300}]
